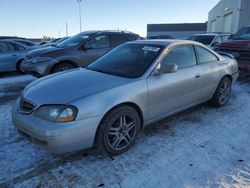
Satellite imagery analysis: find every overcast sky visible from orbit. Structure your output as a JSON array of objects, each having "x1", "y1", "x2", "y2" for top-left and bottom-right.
[{"x1": 0, "y1": 0, "x2": 220, "y2": 38}]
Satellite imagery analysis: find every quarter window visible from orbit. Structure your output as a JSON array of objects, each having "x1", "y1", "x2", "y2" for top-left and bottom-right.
[
  {"x1": 195, "y1": 46, "x2": 218, "y2": 64},
  {"x1": 161, "y1": 45, "x2": 197, "y2": 69},
  {"x1": 86, "y1": 35, "x2": 110, "y2": 49}
]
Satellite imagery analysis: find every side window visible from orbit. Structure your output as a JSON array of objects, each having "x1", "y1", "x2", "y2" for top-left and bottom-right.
[
  {"x1": 110, "y1": 34, "x2": 128, "y2": 47},
  {"x1": 0, "y1": 42, "x2": 15, "y2": 52},
  {"x1": 85, "y1": 35, "x2": 110, "y2": 49},
  {"x1": 195, "y1": 45, "x2": 218, "y2": 64},
  {"x1": 12, "y1": 43, "x2": 26, "y2": 51},
  {"x1": 161, "y1": 45, "x2": 197, "y2": 69},
  {"x1": 213, "y1": 36, "x2": 222, "y2": 43}
]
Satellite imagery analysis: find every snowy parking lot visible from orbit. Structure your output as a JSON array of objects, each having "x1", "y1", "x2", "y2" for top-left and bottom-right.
[{"x1": 0, "y1": 74, "x2": 250, "y2": 187}]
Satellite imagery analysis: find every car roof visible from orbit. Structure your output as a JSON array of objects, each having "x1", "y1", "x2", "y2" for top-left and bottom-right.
[
  {"x1": 0, "y1": 39, "x2": 26, "y2": 46},
  {"x1": 128, "y1": 39, "x2": 201, "y2": 47},
  {"x1": 81, "y1": 30, "x2": 138, "y2": 36},
  {"x1": 192, "y1": 33, "x2": 230, "y2": 36}
]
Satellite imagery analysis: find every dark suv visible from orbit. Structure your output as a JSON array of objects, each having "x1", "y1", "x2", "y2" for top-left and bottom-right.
[
  {"x1": 215, "y1": 26, "x2": 250, "y2": 76},
  {"x1": 21, "y1": 31, "x2": 141, "y2": 77}
]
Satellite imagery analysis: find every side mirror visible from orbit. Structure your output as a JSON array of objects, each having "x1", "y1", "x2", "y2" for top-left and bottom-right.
[
  {"x1": 154, "y1": 63, "x2": 178, "y2": 75},
  {"x1": 81, "y1": 43, "x2": 93, "y2": 50}
]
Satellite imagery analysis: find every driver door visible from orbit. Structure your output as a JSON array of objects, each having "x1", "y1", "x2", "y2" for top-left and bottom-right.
[{"x1": 146, "y1": 44, "x2": 202, "y2": 120}]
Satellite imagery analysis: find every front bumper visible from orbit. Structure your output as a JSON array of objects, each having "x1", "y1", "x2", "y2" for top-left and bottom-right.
[
  {"x1": 21, "y1": 59, "x2": 56, "y2": 77},
  {"x1": 12, "y1": 98, "x2": 103, "y2": 154}
]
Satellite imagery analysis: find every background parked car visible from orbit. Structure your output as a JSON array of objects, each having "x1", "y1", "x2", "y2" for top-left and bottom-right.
[
  {"x1": 215, "y1": 26, "x2": 250, "y2": 76},
  {"x1": 42, "y1": 37, "x2": 70, "y2": 47},
  {"x1": 188, "y1": 33, "x2": 231, "y2": 49},
  {"x1": 10, "y1": 39, "x2": 41, "y2": 49},
  {"x1": 21, "y1": 30, "x2": 141, "y2": 77},
  {"x1": 147, "y1": 35, "x2": 174, "y2": 39},
  {"x1": 0, "y1": 40, "x2": 34, "y2": 73}
]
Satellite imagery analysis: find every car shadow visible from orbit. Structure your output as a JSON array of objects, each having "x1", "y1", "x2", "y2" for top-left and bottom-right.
[{"x1": 0, "y1": 72, "x2": 24, "y2": 78}]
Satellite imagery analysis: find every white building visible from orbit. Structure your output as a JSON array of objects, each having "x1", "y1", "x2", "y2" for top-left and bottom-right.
[{"x1": 207, "y1": 0, "x2": 250, "y2": 34}]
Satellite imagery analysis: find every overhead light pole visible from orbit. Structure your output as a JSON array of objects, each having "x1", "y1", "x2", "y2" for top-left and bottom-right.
[{"x1": 77, "y1": 0, "x2": 82, "y2": 32}]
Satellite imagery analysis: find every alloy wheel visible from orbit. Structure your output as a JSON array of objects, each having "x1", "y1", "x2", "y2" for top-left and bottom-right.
[
  {"x1": 107, "y1": 114, "x2": 137, "y2": 151},
  {"x1": 218, "y1": 79, "x2": 231, "y2": 104}
]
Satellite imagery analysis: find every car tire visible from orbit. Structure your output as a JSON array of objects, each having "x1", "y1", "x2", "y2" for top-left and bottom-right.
[
  {"x1": 52, "y1": 62, "x2": 76, "y2": 73},
  {"x1": 210, "y1": 77, "x2": 232, "y2": 107},
  {"x1": 96, "y1": 105, "x2": 140, "y2": 156}
]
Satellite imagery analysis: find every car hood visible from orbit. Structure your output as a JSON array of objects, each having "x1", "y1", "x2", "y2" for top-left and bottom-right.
[
  {"x1": 23, "y1": 68, "x2": 133, "y2": 105},
  {"x1": 218, "y1": 40, "x2": 250, "y2": 49},
  {"x1": 27, "y1": 46, "x2": 65, "y2": 57}
]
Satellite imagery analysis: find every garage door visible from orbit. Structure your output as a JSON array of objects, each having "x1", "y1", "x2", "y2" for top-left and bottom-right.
[
  {"x1": 211, "y1": 20, "x2": 216, "y2": 32},
  {"x1": 223, "y1": 13, "x2": 233, "y2": 32}
]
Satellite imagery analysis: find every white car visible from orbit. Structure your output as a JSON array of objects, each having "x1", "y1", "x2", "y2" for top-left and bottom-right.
[{"x1": 188, "y1": 33, "x2": 231, "y2": 49}]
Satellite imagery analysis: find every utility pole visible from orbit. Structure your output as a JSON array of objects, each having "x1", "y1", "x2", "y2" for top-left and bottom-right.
[
  {"x1": 77, "y1": 0, "x2": 82, "y2": 32},
  {"x1": 66, "y1": 22, "x2": 68, "y2": 37}
]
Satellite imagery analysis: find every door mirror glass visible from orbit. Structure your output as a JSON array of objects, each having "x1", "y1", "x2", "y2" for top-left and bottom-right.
[{"x1": 155, "y1": 63, "x2": 178, "y2": 75}]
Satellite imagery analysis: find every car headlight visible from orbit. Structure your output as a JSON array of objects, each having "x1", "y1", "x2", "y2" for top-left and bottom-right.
[
  {"x1": 30, "y1": 57, "x2": 51, "y2": 63},
  {"x1": 34, "y1": 105, "x2": 78, "y2": 122}
]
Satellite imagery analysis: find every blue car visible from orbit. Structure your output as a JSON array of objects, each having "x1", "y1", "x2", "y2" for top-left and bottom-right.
[{"x1": 0, "y1": 40, "x2": 33, "y2": 73}]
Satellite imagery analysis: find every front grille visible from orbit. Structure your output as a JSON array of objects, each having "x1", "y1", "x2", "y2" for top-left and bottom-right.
[
  {"x1": 20, "y1": 98, "x2": 36, "y2": 114},
  {"x1": 218, "y1": 47, "x2": 250, "y2": 62}
]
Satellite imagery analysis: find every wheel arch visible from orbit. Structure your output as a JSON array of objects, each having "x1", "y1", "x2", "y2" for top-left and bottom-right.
[
  {"x1": 16, "y1": 58, "x2": 24, "y2": 72},
  {"x1": 223, "y1": 74, "x2": 233, "y2": 82},
  {"x1": 50, "y1": 60, "x2": 78, "y2": 73},
  {"x1": 94, "y1": 102, "x2": 144, "y2": 142},
  {"x1": 103, "y1": 102, "x2": 144, "y2": 131}
]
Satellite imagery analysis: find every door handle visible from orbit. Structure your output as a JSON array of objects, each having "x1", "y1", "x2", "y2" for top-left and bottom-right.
[{"x1": 195, "y1": 74, "x2": 201, "y2": 78}]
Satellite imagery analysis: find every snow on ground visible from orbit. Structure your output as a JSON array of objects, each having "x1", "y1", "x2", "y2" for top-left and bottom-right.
[
  {"x1": 0, "y1": 79, "x2": 250, "y2": 187},
  {"x1": 0, "y1": 73, "x2": 35, "y2": 102}
]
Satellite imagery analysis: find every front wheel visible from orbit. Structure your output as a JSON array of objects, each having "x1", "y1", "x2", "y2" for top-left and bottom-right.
[
  {"x1": 96, "y1": 106, "x2": 140, "y2": 156},
  {"x1": 210, "y1": 77, "x2": 232, "y2": 107}
]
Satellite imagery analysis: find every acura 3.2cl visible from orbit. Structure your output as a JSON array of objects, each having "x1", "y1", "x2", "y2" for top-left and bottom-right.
[{"x1": 12, "y1": 40, "x2": 239, "y2": 155}]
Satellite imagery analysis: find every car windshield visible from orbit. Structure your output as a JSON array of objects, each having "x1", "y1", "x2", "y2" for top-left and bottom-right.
[
  {"x1": 230, "y1": 27, "x2": 250, "y2": 40},
  {"x1": 87, "y1": 43, "x2": 164, "y2": 78},
  {"x1": 57, "y1": 33, "x2": 91, "y2": 48},
  {"x1": 188, "y1": 35, "x2": 215, "y2": 45}
]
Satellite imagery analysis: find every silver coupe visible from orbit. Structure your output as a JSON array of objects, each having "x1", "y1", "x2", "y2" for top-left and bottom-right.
[{"x1": 12, "y1": 40, "x2": 239, "y2": 155}]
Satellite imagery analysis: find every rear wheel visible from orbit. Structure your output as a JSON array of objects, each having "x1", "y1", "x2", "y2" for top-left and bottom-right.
[
  {"x1": 51, "y1": 62, "x2": 76, "y2": 73},
  {"x1": 210, "y1": 77, "x2": 232, "y2": 107},
  {"x1": 96, "y1": 106, "x2": 140, "y2": 156}
]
